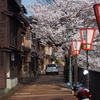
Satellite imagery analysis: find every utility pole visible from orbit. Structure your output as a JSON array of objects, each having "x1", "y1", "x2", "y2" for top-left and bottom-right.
[
  {"x1": 74, "y1": 55, "x2": 78, "y2": 83},
  {"x1": 66, "y1": 27, "x2": 73, "y2": 87}
]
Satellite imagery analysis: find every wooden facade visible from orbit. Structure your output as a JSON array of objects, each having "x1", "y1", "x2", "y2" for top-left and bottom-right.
[
  {"x1": 0, "y1": 0, "x2": 7, "y2": 88},
  {"x1": 0, "y1": 0, "x2": 32, "y2": 90},
  {"x1": 44, "y1": 41, "x2": 54, "y2": 69},
  {"x1": 0, "y1": 0, "x2": 22, "y2": 89},
  {"x1": 0, "y1": 0, "x2": 54, "y2": 92}
]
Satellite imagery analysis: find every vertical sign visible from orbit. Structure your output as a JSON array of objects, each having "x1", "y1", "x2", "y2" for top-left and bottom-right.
[{"x1": 93, "y1": 3, "x2": 100, "y2": 33}]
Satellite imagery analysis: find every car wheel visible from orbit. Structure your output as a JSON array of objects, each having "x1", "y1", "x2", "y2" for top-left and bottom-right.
[
  {"x1": 46, "y1": 72, "x2": 48, "y2": 75},
  {"x1": 57, "y1": 72, "x2": 59, "y2": 75}
]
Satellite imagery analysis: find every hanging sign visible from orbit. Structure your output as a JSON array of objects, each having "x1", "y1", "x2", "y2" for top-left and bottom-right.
[
  {"x1": 11, "y1": 53, "x2": 15, "y2": 61},
  {"x1": 93, "y1": 3, "x2": 100, "y2": 33}
]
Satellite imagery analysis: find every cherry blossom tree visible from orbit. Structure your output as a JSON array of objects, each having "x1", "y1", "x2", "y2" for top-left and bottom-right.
[{"x1": 27, "y1": 0, "x2": 100, "y2": 69}]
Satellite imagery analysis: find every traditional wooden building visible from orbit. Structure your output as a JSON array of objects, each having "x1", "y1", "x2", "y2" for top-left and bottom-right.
[
  {"x1": 44, "y1": 41, "x2": 54, "y2": 69},
  {"x1": 0, "y1": 0, "x2": 54, "y2": 93},
  {"x1": 0, "y1": 0, "x2": 31, "y2": 92}
]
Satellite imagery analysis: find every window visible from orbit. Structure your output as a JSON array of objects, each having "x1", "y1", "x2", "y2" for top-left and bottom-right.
[
  {"x1": 47, "y1": 64, "x2": 56, "y2": 67},
  {"x1": 10, "y1": 18, "x2": 18, "y2": 47}
]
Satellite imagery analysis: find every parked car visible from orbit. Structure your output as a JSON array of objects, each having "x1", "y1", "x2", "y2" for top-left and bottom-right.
[{"x1": 45, "y1": 64, "x2": 59, "y2": 75}]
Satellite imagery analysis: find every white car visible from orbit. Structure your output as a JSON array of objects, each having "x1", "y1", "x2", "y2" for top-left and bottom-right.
[{"x1": 45, "y1": 64, "x2": 59, "y2": 75}]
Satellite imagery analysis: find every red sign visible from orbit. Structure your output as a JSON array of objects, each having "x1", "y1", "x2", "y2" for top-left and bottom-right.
[{"x1": 93, "y1": 3, "x2": 100, "y2": 33}]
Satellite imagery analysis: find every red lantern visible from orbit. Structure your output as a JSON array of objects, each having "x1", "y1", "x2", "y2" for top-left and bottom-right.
[
  {"x1": 80, "y1": 28, "x2": 96, "y2": 50},
  {"x1": 71, "y1": 40, "x2": 82, "y2": 56},
  {"x1": 93, "y1": 3, "x2": 100, "y2": 33}
]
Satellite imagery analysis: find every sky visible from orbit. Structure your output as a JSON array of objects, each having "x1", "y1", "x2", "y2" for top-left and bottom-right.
[{"x1": 22, "y1": 0, "x2": 37, "y2": 16}]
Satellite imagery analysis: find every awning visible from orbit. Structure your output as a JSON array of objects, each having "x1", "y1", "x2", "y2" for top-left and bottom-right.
[
  {"x1": 1, "y1": 11, "x2": 20, "y2": 23},
  {"x1": 1, "y1": 11, "x2": 13, "y2": 16},
  {"x1": 22, "y1": 46, "x2": 31, "y2": 52},
  {"x1": 1, "y1": 47, "x2": 20, "y2": 52},
  {"x1": 30, "y1": 54, "x2": 40, "y2": 59},
  {"x1": 19, "y1": 54, "x2": 26, "y2": 57},
  {"x1": 18, "y1": 14, "x2": 30, "y2": 25},
  {"x1": 31, "y1": 54, "x2": 39, "y2": 58}
]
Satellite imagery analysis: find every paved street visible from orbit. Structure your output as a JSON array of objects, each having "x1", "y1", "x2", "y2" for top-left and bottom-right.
[{"x1": 0, "y1": 66, "x2": 75, "y2": 100}]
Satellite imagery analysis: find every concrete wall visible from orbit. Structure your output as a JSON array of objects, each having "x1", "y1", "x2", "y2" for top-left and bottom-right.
[{"x1": 6, "y1": 77, "x2": 18, "y2": 89}]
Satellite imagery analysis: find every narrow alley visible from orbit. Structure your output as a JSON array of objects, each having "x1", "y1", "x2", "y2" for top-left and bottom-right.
[{"x1": 0, "y1": 66, "x2": 75, "y2": 100}]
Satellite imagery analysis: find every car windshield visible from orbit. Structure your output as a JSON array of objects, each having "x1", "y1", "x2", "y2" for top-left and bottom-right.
[{"x1": 47, "y1": 64, "x2": 56, "y2": 67}]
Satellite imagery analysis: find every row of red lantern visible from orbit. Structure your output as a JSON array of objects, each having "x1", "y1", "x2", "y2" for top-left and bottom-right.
[
  {"x1": 66, "y1": 2, "x2": 100, "y2": 57},
  {"x1": 71, "y1": 28, "x2": 96, "y2": 56}
]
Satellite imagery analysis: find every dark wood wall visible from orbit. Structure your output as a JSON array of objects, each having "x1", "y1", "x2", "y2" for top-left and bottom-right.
[
  {"x1": 0, "y1": 0, "x2": 7, "y2": 47},
  {"x1": 0, "y1": 0, "x2": 7, "y2": 88}
]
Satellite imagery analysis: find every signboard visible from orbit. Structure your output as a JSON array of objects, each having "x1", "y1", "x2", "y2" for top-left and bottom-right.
[
  {"x1": 11, "y1": 53, "x2": 15, "y2": 61},
  {"x1": 93, "y1": 3, "x2": 100, "y2": 33}
]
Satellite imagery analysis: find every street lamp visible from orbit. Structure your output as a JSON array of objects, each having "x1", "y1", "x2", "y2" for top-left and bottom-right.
[
  {"x1": 71, "y1": 40, "x2": 82, "y2": 83},
  {"x1": 80, "y1": 28, "x2": 96, "y2": 69},
  {"x1": 93, "y1": 3, "x2": 100, "y2": 33},
  {"x1": 66, "y1": 27, "x2": 73, "y2": 87},
  {"x1": 80, "y1": 28, "x2": 96, "y2": 88},
  {"x1": 71, "y1": 40, "x2": 82, "y2": 56}
]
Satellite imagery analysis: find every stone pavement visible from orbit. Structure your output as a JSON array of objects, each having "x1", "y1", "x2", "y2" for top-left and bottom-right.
[{"x1": 0, "y1": 67, "x2": 75, "y2": 100}]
